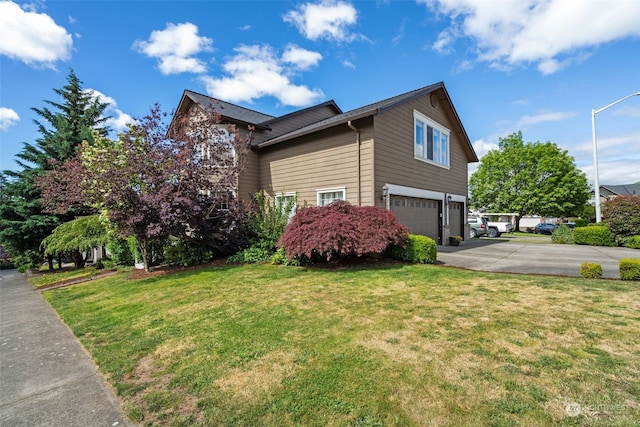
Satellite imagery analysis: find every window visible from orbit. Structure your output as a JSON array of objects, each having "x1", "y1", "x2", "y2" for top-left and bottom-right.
[
  {"x1": 275, "y1": 192, "x2": 297, "y2": 219},
  {"x1": 414, "y1": 110, "x2": 450, "y2": 167},
  {"x1": 197, "y1": 125, "x2": 235, "y2": 167},
  {"x1": 317, "y1": 187, "x2": 346, "y2": 206}
]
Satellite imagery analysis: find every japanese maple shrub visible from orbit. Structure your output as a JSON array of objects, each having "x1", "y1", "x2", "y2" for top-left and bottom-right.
[{"x1": 278, "y1": 201, "x2": 408, "y2": 262}]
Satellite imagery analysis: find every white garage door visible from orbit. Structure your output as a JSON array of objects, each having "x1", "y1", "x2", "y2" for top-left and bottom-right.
[{"x1": 390, "y1": 196, "x2": 442, "y2": 244}]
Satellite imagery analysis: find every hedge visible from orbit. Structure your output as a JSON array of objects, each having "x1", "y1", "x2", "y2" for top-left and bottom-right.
[
  {"x1": 390, "y1": 234, "x2": 437, "y2": 264},
  {"x1": 573, "y1": 226, "x2": 616, "y2": 247},
  {"x1": 619, "y1": 258, "x2": 640, "y2": 281},
  {"x1": 580, "y1": 262, "x2": 602, "y2": 279}
]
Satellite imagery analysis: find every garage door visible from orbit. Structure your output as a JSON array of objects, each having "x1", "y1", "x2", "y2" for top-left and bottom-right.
[
  {"x1": 390, "y1": 196, "x2": 441, "y2": 244},
  {"x1": 449, "y1": 202, "x2": 463, "y2": 238}
]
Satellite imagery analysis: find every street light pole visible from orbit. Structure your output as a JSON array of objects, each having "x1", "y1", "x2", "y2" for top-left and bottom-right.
[{"x1": 591, "y1": 91, "x2": 640, "y2": 223}]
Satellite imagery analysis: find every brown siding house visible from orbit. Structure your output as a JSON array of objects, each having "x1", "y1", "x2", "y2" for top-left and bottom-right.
[{"x1": 174, "y1": 82, "x2": 478, "y2": 244}]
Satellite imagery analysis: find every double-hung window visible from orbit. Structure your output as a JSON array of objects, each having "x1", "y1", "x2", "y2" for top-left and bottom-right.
[
  {"x1": 414, "y1": 110, "x2": 449, "y2": 167},
  {"x1": 275, "y1": 192, "x2": 297, "y2": 220},
  {"x1": 317, "y1": 187, "x2": 345, "y2": 207}
]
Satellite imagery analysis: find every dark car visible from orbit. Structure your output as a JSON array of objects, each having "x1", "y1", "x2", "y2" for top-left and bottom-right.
[{"x1": 534, "y1": 223, "x2": 559, "y2": 235}]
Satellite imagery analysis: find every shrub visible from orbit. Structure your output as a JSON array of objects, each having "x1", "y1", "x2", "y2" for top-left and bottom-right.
[
  {"x1": 602, "y1": 195, "x2": 640, "y2": 239},
  {"x1": 227, "y1": 246, "x2": 273, "y2": 264},
  {"x1": 248, "y1": 190, "x2": 296, "y2": 251},
  {"x1": 164, "y1": 237, "x2": 213, "y2": 267},
  {"x1": 390, "y1": 234, "x2": 437, "y2": 264},
  {"x1": 619, "y1": 258, "x2": 640, "y2": 281},
  {"x1": 573, "y1": 225, "x2": 616, "y2": 247},
  {"x1": 621, "y1": 235, "x2": 640, "y2": 249},
  {"x1": 270, "y1": 247, "x2": 301, "y2": 266},
  {"x1": 551, "y1": 224, "x2": 573, "y2": 244},
  {"x1": 106, "y1": 237, "x2": 135, "y2": 266},
  {"x1": 278, "y1": 201, "x2": 408, "y2": 262},
  {"x1": 574, "y1": 218, "x2": 589, "y2": 228},
  {"x1": 580, "y1": 262, "x2": 602, "y2": 279}
]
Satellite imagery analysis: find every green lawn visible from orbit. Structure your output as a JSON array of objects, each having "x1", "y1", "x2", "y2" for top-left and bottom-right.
[{"x1": 44, "y1": 263, "x2": 640, "y2": 426}]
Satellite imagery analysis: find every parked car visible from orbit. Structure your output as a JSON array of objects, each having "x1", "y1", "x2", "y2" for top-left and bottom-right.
[
  {"x1": 467, "y1": 216, "x2": 488, "y2": 238},
  {"x1": 534, "y1": 223, "x2": 559, "y2": 235}
]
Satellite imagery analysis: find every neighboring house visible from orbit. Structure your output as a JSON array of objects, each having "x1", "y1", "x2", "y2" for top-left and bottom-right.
[
  {"x1": 590, "y1": 183, "x2": 640, "y2": 207},
  {"x1": 598, "y1": 183, "x2": 640, "y2": 199},
  {"x1": 174, "y1": 82, "x2": 478, "y2": 245}
]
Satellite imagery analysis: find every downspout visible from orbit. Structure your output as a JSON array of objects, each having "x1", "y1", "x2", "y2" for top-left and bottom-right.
[{"x1": 347, "y1": 120, "x2": 361, "y2": 206}]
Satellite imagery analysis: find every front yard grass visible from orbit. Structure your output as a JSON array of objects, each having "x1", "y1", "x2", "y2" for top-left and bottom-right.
[{"x1": 44, "y1": 263, "x2": 640, "y2": 426}]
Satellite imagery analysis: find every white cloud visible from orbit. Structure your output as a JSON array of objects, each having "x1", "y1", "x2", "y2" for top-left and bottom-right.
[
  {"x1": 516, "y1": 111, "x2": 577, "y2": 127},
  {"x1": 282, "y1": 44, "x2": 323, "y2": 70},
  {"x1": 612, "y1": 105, "x2": 640, "y2": 118},
  {"x1": 0, "y1": 107, "x2": 20, "y2": 131},
  {"x1": 132, "y1": 22, "x2": 213, "y2": 75},
  {"x1": 420, "y1": 0, "x2": 640, "y2": 74},
  {"x1": 0, "y1": 1, "x2": 72, "y2": 68},
  {"x1": 284, "y1": 0, "x2": 360, "y2": 42},
  {"x1": 86, "y1": 89, "x2": 134, "y2": 132},
  {"x1": 199, "y1": 44, "x2": 324, "y2": 107}
]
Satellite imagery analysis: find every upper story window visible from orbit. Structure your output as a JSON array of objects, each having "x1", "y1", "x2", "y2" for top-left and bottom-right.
[
  {"x1": 414, "y1": 110, "x2": 449, "y2": 168},
  {"x1": 317, "y1": 187, "x2": 345, "y2": 207},
  {"x1": 196, "y1": 126, "x2": 235, "y2": 167}
]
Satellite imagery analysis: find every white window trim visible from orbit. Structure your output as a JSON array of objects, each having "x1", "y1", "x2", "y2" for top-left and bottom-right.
[
  {"x1": 413, "y1": 110, "x2": 450, "y2": 169},
  {"x1": 275, "y1": 192, "x2": 297, "y2": 218},
  {"x1": 316, "y1": 186, "x2": 346, "y2": 206}
]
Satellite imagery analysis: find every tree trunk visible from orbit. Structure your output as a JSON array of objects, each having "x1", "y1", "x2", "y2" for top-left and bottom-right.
[{"x1": 47, "y1": 255, "x2": 54, "y2": 271}]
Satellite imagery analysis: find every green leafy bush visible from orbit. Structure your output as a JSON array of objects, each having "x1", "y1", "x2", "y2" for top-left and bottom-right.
[
  {"x1": 619, "y1": 258, "x2": 640, "y2": 281},
  {"x1": 551, "y1": 224, "x2": 573, "y2": 244},
  {"x1": 390, "y1": 234, "x2": 437, "y2": 264},
  {"x1": 574, "y1": 218, "x2": 589, "y2": 227},
  {"x1": 573, "y1": 226, "x2": 616, "y2": 247},
  {"x1": 164, "y1": 237, "x2": 213, "y2": 267},
  {"x1": 270, "y1": 247, "x2": 301, "y2": 266},
  {"x1": 580, "y1": 262, "x2": 602, "y2": 279},
  {"x1": 106, "y1": 237, "x2": 135, "y2": 266},
  {"x1": 227, "y1": 246, "x2": 273, "y2": 264},
  {"x1": 621, "y1": 235, "x2": 640, "y2": 249}
]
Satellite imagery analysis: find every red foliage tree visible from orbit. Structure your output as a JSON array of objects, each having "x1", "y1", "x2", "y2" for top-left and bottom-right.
[
  {"x1": 38, "y1": 104, "x2": 253, "y2": 271},
  {"x1": 278, "y1": 200, "x2": 408, "y2": 261},
  {"x1": 602, "y1": 195, "x2": 640, "y2": 239}
]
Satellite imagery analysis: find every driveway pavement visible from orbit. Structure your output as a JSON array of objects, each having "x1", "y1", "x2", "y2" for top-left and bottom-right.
[
  {"x1": 0, "y1": 269, "x2": 135, "y2": 427},
  {"x1": 437, "y1": 235, "x2": 639, "y2": 279}
]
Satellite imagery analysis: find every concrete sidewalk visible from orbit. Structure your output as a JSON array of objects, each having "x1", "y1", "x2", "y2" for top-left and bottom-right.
[
  {"x1": 0, "y1": 269, "x2": 135, "y2": 427},
  {"x1": 437, "y1": 236, "x2": 639, "y2": 279}
]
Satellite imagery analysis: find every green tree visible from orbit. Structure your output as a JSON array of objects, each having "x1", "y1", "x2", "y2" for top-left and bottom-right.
[
  {"x1": 41, "y1": 215, "x2": 109, "y2": 268},
  {"x1": 0, "y1": 70, "x2": 110, "y2": 270},
  {"x1": 469, "y1": 132, "x2": 590, "y2": 231}
]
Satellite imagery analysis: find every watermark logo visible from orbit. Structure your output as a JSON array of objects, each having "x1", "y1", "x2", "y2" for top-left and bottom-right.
[
  {"x1": 565, "y1": 401, "x2": 630, "y2": 418},
  {"x1": 565, "y1": 402, "x2": 581, "y2": 417}
]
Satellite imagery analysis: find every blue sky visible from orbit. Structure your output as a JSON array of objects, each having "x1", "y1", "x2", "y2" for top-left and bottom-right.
[{"x1": 1, "y1": 0, "x2": 639, "y2": 186}]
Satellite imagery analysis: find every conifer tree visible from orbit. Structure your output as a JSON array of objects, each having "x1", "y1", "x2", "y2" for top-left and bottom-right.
[{"x1": 0, "y1": 70, "x2": 110, "y2": 270}]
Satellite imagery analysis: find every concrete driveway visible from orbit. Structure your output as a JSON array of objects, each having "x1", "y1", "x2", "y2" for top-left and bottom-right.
[{"x1": 437, "y1": 235, "x2": 639, "y2": 279}]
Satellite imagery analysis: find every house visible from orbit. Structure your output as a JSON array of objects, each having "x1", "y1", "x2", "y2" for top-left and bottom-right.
[
  {"x1": 597, "y1": 183, "x2": 640, "y2": 200},
  {"x1": 174, "y1": 82, "x2": 478, "y2": 245}
]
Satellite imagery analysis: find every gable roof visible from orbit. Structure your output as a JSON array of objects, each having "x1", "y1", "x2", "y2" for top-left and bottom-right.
[
  {"x1": 601, "y1": 183, "x2": 640, "y2": 196},
  {"x1": 254, "y1": 82, "x2": 478, "y2": 162},
  {"x1": 175, "y1": 82, "x2": 478, "y2": 162},
  {"x1": 177, "y1": 90, "x2": 275, "y2": 129}
]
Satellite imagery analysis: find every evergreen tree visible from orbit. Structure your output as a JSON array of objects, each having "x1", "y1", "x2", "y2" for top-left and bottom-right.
[{"x1": 0, "y1": 70, "x2": 110, "y2": 270}]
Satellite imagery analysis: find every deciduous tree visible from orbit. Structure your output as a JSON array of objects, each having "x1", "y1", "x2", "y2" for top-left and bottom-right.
[
  {"x1": 602, "y1": 195, "x2": 640, "y2": 239},
  {"x1": 39, "y1": 104, "x2": 253, "y2": 271},
  {"x1": 469, "y1": 132, "x2": 590, "y2": 230}
]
